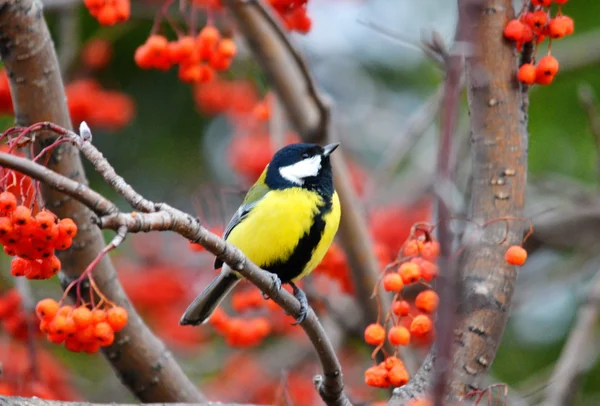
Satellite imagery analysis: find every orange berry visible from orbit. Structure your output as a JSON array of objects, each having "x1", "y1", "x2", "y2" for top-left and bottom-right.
[
  {"x1": 0, "y1": 192, "x2": 17, "y2": 213},
  {"x1": 415, "y1": 259, "x2": 439, "y2": 281},
  {"x1": 392, "y1": 300, "x2": 410, "y2": 316},
  {"x1": 0, "y1": 216, "x2": 13, "y2": 236},
  {"x1": 12, "y1": 205, "x2": 32, "y2": 225},
  {"x1": 47, "y1": 332, "x2": 65, "y2": 344},
  {"x1": 49, "y1": 316, "x2": 69, "y2": 335},
  {"x1": 529, "y1": 10, "x2": 548, "y2": 31},
  {"x1": 517, "y1": 64, "x2": 536, "y2": 85},
  {"x1": 364, "y1": 323, "x2": 386, "y2": 346},
  {"x1": 399, "y1": 262, "x2": 421, "y2": 284},
  {"x1": 504, "y1": 20, "x2": 526, "y2": 41},
  {"x1": 57, "y1": 305, "x2": 73, "y2": 317},
  {"x1": 382, "y1": 273, "x2": 404, "y2": 292},
  {"x1": 415, "y1": 290, "x2": 439, "y2": 313},
  {"x1": 217, "y1": 38, "x2": 237, "y2": 58},
  {"x1": 532, "y1": 0, "x2": 551, "y2": 5},
  {"x1": 91, "y1": 309, "x2": 107, "y2": 324},
  {"x1": 25, "y1": 260, "x2": 43, "y2": 280},
  {"x1": 96, "y1": 7, "x2": 118, "y2": 26},
  {"x1": 388, "y1": 363, "x2": 409, "y2": 387},
  {"x1": 65, "y1": 338, "x2": 83, "y2": 352},
  {"x1": 197, "y1": 25, "x2": 221, "y2": 49},
  {"x1": 40, "y1": 256, "x2": 61, "y2": 277},
  {"x1": 505, "y1": 245, "x2": 527, "y2": 266},
  {"x1": 535, "y1": 55, "x2": 559, "y2": 85},
  {"x1": 94, "y1": 322, "x2": 115, "y2": 346},
  {"x1": 403, "y1": 240, "x2": 420, "y2": 256},
  {"x1": 420, "y1": 241, "x2": 440, "y2": 262},
  {"x1": 58, "y1": 218, "x2": 78, "y2": 237},
  {"x1": 83, "y1": 341, "x2": 101, "y2": 354},
  {"x1": 410, "y1": 315, "x2": 433, "y2": 337},
  {"x1": 209, "y1": 53, "x2": 231, "y2": 71},
  {"x1": 35, "y1": 298, "x2": 59, "y2": 320},
  {"x1": 364, "y1": 365, "x2": 390, "y2": 388},
  {"x1": 72, "y1": 306, "x2": 93, "y2": 329},
  {"x1": 106, "y1": 306, "x2": 128, "y2": 332},
  {"x1": 74, "y1": 325, "x2": 95, "y2": 343},
  {"x1": 134, "y1": 45, "x2": 153, "y2": 69},
  {"x1": 39, "y1": 319, "x2": 51, "y2": 334},
  {"x1": 63, "y1": 316, "x2": 77, "y2": 337},
  {"x1": 549, "y1": 16, "x2": 574, "y2": 39},
  {"x1": 146, "y1": 35, "x2": 169, "y2": 52},
  {"x1": 388, "y1": 326, "x2": 411, "y2": 346},
  {"x1": 11, "y1": 257, "x2": 30, "y2": 277}
]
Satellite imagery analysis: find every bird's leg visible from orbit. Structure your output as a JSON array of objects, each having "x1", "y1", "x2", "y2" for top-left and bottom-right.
[
  {"x1": 262, "y1": 271, "x2": 283, "y2": 300},
  {"x1": 289, "y1": 282, "x2": 308, "y2": 325}
]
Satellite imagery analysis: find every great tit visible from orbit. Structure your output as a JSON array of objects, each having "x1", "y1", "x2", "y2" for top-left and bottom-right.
[{"x1": 180, "y1": 142, "x2": 341, "y2": 326}]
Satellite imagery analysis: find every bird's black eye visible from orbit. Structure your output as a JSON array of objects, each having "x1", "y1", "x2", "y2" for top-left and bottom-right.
[{"x1": 301, "y1": 153, "x2": 310, "y2": 159}]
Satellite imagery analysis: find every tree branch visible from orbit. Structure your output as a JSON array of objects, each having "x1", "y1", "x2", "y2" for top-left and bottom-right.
[
  {"x1": 224, "y1": 0, "x2": 385, "y2": 327},
  {"x1": 446, "y1": 0, "x2": 528, "y2": 399},
  {"x1": 540, "y1": 271, "x2": 600, "y2": 406},
  {"x1": 0, "y1": 396, "x2": 258, "y2": 406},
  {"x1": 0, "y1": 124, "x2": 351, "y2": 406},
  {"x1": 391, "y1": 0, "x2": 529, "y2": 402},
  {"x1": 0, "y1": 0, "x2": 205, "y2": 402}
]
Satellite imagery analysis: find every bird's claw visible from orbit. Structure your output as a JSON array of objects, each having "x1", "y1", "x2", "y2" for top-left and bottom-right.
[
  {"x1": 262, "y1": 272, "x2": 283, "y2": 300},
  {"x1": 290, "y1": 282, "x2": 308, "y2": 326}
]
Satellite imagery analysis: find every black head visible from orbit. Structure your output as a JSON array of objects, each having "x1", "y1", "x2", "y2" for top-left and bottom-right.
[{"x1": 264, "y1": 142, "x2": 339, "y2": 195}]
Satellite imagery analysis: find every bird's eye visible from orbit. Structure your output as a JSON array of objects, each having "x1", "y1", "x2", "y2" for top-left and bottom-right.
[{"x1": 301, "y1": 153, "x2": 310, "y2": 159}]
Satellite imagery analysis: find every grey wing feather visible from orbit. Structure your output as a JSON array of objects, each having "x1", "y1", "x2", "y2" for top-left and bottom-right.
[{"x1": 214, "y1": 199, "x2": 262, "y2": 269}]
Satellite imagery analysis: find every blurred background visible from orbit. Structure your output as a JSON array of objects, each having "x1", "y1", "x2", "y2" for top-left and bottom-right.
[{"x1": 1, "y1": 0, "x2": 600, "y2": 405}]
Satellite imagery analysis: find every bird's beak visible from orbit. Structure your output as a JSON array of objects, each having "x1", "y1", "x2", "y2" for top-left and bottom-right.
[{"x1": 322, "y1": 142, "x2": 340, "y2": 157}]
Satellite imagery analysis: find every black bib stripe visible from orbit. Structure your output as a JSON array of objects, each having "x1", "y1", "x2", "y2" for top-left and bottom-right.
[{"x1": 264, "y1": 195, "x2": 332, "y2": 283}]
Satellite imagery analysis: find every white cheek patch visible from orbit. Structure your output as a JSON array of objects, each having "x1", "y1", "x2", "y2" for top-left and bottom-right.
[{"x1": 279, "y1": 155, "x2": 322, "y2": 185}]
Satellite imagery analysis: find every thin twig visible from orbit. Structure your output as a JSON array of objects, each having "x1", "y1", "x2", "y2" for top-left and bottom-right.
[{"x1": 430, "y1": 0, "x2": 473, "y2": 402}]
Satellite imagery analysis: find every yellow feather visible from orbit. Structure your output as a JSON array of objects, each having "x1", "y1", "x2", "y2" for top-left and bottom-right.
[{"x1": 225, "y1": 188, "x2": 341, "y2": 280}]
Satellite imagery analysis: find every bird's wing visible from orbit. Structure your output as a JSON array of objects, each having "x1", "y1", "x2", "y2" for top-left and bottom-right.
[{"x1": 214, "y1": 181, "x2": 270, "y2": 269}]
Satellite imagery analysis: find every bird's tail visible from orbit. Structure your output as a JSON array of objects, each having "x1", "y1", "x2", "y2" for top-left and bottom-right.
[{"x1": 179, "y1": 269, "x2": 240, "y2": 326}]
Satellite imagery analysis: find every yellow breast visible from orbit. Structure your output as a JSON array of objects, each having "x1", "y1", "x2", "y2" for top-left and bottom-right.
[{"x1": 225, "y1": 189, "x2": 341, "y2": 281}]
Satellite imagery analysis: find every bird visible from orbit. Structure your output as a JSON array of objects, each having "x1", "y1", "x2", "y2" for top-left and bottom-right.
[{"x1": 180, "y1": 142, "x2": 341, "y2": 326}]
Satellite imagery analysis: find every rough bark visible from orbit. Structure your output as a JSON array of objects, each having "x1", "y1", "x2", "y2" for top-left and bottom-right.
[
  {"x1": 391, "y1": 0, "x2": 528, "y2": 402},
  {"x1": 0, "y1": 0, "x2": 204, "y2": 402}
]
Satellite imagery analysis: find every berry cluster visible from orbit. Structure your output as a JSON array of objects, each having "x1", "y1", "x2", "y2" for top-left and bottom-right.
[
  {"x1": 83, "y1": 0, "x2": 131, "y2": 26},
  {"x1": 1, "y1": 69, "x2": 135, "y2": 131},
  {"x1": 36, "y1": 298, "x2": 128, "y2": 353},
  {"x1": 135, "y1": 27, "x2": 237, "y2": 84},
  {"x1": 364, "y1": 356, "x2": 409, "y2": 388},
  {"x1": 209, "y1": 307, "x2": 272, "y2": 347},
  {"x1": 504, "y1": 1, "x2": 574, "y2": 85},
  {"x1": 0, "y1": 192, "x2": 77, "y2": 280},
  {"x1": 0, "y1": 341, "x2": 79, "y2": 400},
  {"x1": 67, "y1": 79, "x2": 135, "y2": 131},
  {"x1": 0, "y1": 288, "x2": 38, "y2": 340},
  {"x1": 267, "y1": 0, "x2": 312, "y2": 33},
  {"x1": 364, "y1": 225, "x2": 441, "y2": 388}
]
